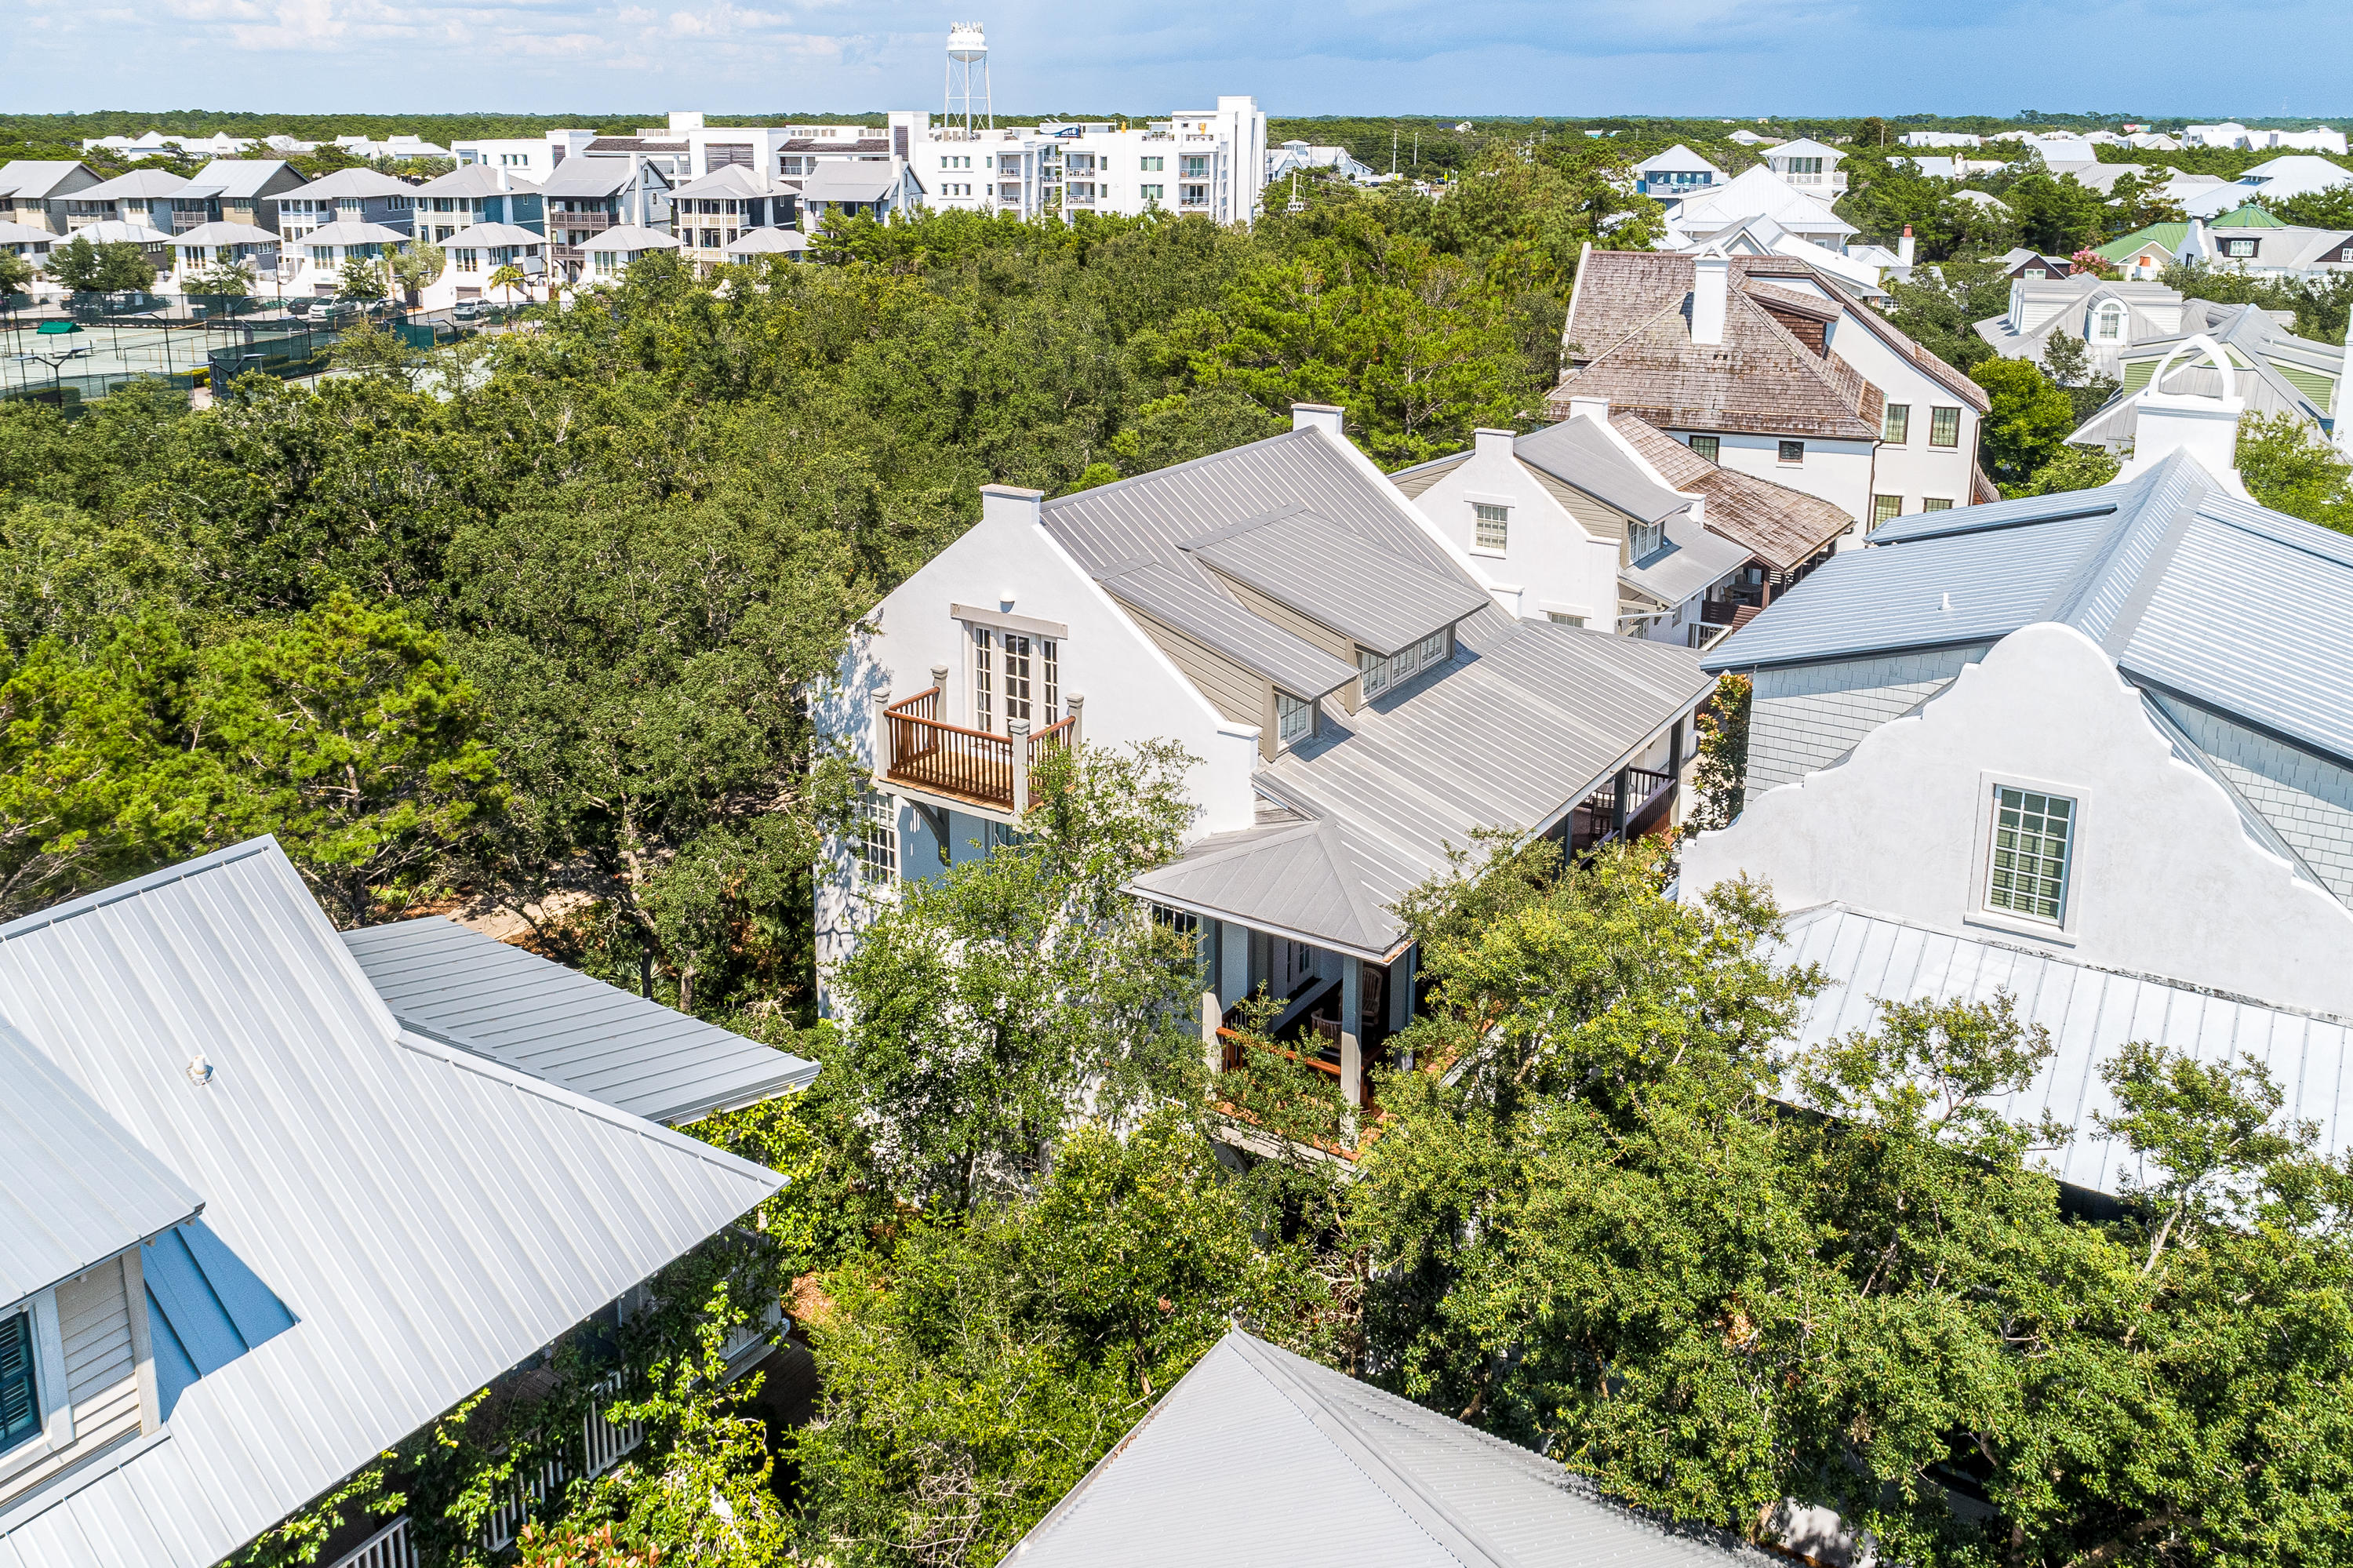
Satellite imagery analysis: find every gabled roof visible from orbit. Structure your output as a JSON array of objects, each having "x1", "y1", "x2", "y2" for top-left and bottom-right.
[
  {"x1": 1704, "y1": 452, "x2": 2353, "y2": 769},
  {"x1": 411, "y1": 164, "x2": 539, "y2": 198},
  {"x1": 296, "y1": 220, "x2": 406, "y2": 246},
  {"x1": 436, "y1": 221, "x2": 546, "y2": 249},
  {"x1": 69, "y1": 220, "x2": 171, "y2": 245},
  {"x1": 1764, "y1": 136, "x2": 1846, "y2": 163},
  {"x1": 2071, "y1": 303, "x2": 2339, "y2": 446},
  {"x1": 2096, "y1": 221, "x2": 2191, "y2": 262},
  {"x1": 0, "y1": 1024, "x2": 203, "y2": 1312},
  {"x1": 587, "y1": 224, "x2": 681, "y2": 250},
  {"x1": 1620, "y1": 511, "x2": 1753, "y2": 607},
  {"x1": 539, "y1": 158, "x2": 642, "y2": 198},
  {"x1": 184, "y1": 160, "x2": 294, "y2": 200},
  {"x1": 1663, "y1": 166, "x2": 1853, "y2": 237},
  {"x1": 1551, "y1": 252, "x2": 1884, "y2": 441},
  {"x1": 2211, "y1": 202, "x2": 2287, "y2": 228},
  {"x1": 1632, "y1": 144, "x2": 1722, "y2": 176},
  {"x1": 1009, "y1": 1330, "x2": 1769, "y2": 1568},
  {"x1": 1099, "y1": 558, "x2": 1358, "y2": 700},
  {"x1": 0, "y1": 161, "x2": 93, "y2": 198},
  {"x1": 343, "y1": 916, "x2": 816, "y2": 1125},
  {"x1": 1183, "y1": 506, "x2": 1490, "y2": 657},
  {"x1": 801, "y1": 162, "x2": 903, "y2": 203},
  {"x1": 1612, "y1": 413, "x2": 1853, "y2": 569},
  {"x1": 78, "y1": 169, "x2": 188, "y2": 199},
  {"x1": 1511, "y1": 417, "x2": 1691, "y2": 525},
  {"x1": 169, "y1": 221, "x2": 279, "y2": 246},
  {"x1": 1051, "y1": 427, "x2": 1711, "y2": 957},
  {"x1": 724, "y1": 225, "x2": 808, "y2": 255},
  {"x1": 285, "y1": 168, "x2": 414, "y2": 201},
  {"x1": 0, "y1": 841, "x2": 783, "y2": 1568},
  {"x1": 671, "y1": 165, "x2": 781, "y2": 199}
]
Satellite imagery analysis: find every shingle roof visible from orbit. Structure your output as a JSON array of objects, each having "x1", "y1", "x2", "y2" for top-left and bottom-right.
[
  {"x1": 0, "y1": 1024, "x2": 203, "y2": 1312},
  {"x1": 1705, "y1": 451, "x2": 2353, "y2": 768},
  {"x1": 1613, "y1": 413, "x2": 1853, "y2": 568},
  {"x1": 0, "y1": 840, "x2": 782, "y2": 1568},
  {"x1": 1009, "y1": 1330, "x2": 1770, "y2": 1568},
  {"x1": 342, "y1": 915, "x2": 816, "y2": 1125},
  {"x1": 782, "y1": 137, "x2": 892, "y2": 154},
  {"x1": 1551, "y1": 252, "x2": 1883, "y2": 441},
  {"x1": 584, "y1": 137, "x2": 686, "y2": 155}
]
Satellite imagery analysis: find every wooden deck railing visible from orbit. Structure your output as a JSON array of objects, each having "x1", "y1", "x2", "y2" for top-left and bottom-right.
[{"x1": 878, "y1": 686, "x2": 1084, "y2": 815}]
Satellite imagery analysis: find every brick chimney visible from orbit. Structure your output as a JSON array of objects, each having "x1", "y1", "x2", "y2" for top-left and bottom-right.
[{"x1": 1898, "y1": 225, "x2": 1916, "y2": 267}]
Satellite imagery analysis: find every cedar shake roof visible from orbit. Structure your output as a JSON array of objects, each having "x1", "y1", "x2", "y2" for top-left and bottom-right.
[
  {"x1": 1613, "y1": 412, "x2": 1855, "y2": 568},
  {"x1": 1551, "y1": 252, "x2": 1883, "y2": 441}
]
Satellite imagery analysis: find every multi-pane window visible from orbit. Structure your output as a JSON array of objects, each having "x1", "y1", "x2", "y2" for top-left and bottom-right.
[
  {"x1": 1358, "y1": 630, "x2": 1449, "y2": 698},
  {"x1": 1140, "y1": 184, "x2": 1164, "y2": 201},
  {"x1": 1688, "y1": 435, "x2": 1720, "y2": 463},
  {"x1": 856, "y1": 792, "x2": 897, "y2": 883},
  {"x1": 1628, "y1": 517, "x2": 1665, "y2": 560},
  {"x1": 1276, "y1": 692, "x2": 1315, "y2": 748},
  {"x1": 1785, "y1": 156, "x2": 1824, "y2": 175},
  {"x1": 1922, "y1": 497, "x2": 1953, "y2": 511},
  {"x1": 1778, "y1": 439, "x2": 1806, "y2": 464},
  {"x1": 972, "y1": 628, "x2": 1059, "y2": 731},
  {"x1": 2095, "y1": 304, "x2": 2123, "y2": 340},
  {"x1": 1883, "y1": 403, "x2": 1911, "y2": 443},
  {"x1": 1929, "y1": 406, "x2": 1962, "y2": 448},
  {"x1": 1472, "y1": 502, "x2": 1510, "y2": 551},
  {"x1": 1180, "y1": 156, "x2": 1209, "y2": 176},
  {"x1": 1987, "y1": 786, "x2": 2074, "y2": 922},
  {"x1": 1, "y1": 1309, "x2": 38, "y2": 1454},
  {"x1": 1140, "y1": 156, "x2": 1165, "y2": 171},
  {"x1": 1872, "y1": 494, "x2": 1904, "y2": 526}
]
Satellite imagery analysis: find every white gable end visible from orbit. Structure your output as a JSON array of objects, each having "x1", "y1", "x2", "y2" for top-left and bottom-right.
[{"x1": 1685, "y1": 621, "x2": 2353, "y2": 1017}]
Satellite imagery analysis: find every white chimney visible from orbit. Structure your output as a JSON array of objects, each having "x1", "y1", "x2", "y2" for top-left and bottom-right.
[
  {"x1": 2115, "y1": 334, "x2": 2252, "y2": 499},
  {"x1": 1292, "y1": 403, "x2": 1346, "y2": 437},
  {"x1": 1567, "y1": 395, "x2": 1610, "y2": 427},
  {"x1": 980, "y1": 482, "x2": 1045, "y2": 530},
  {"x1": 1897, "y1": 225, "x2": 1916, "y2": 267},
  {"x1": 1473, "y1": 427, "x2": 1515, "y2": 458},
  {"x1": 1689, "y1": 253, "x2": 1729, "y2": 347}
]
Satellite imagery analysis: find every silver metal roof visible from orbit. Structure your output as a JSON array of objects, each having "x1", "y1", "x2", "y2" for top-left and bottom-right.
[
  {"x1": 0, "y1": 840, "x2": 784, "y2": 1568},
  {"x1": 77, "y1": 169, "x2": 190, "y2": 199},
  {"x1": 1706, "y1": 453, "x2": 2353, "y2": 768},
  {"x1": 1622, "y1": 511, "x2": 1754, "y2": 607},
  {"x1": 1099, "y1": 558, "x2": 1358, "y2": 700},
  {"x1": 538, "y1": 158, "x2": 641, "y2": 198},
  {"x1": 1184, "y1": 507, "x2": 1490, "y2": 657},
  {"x1": 1513, "y1": 418, "x2": 1693, "y2": 525},
  {"x1": 283, "y1": 168, "x2": 414, "y2": 200},
  {"x1": 343, "y1": 916, "x2": 816, "y2": 1125},
  {"x1": 0, "y1": 1024, "x2": 202, "y2": 1312},
  {"x1": 1009, "y1": 1330, "x2": 1769, "y2": 1568},
  {"x1": 1775, "y1": 903, "x2": 2353, "y2": 1197}
]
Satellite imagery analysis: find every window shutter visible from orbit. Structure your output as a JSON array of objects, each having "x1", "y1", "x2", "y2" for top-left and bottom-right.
[{"x1": 0, "y1": 1311, "x2": 39, "y2": 1453}]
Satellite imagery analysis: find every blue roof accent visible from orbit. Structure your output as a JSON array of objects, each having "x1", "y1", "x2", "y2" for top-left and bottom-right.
[
  {"x1": 1704, "y1": 453, "x2": 2353, "y2": 767},
  {"x1": 141, "y1": 1221, "x2": 294, "y2": 1420}
]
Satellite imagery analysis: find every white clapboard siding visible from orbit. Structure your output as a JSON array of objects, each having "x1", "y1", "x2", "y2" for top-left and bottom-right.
[{"x1": 3, "y1": 1263, "x2": 144, "y2": 1500}]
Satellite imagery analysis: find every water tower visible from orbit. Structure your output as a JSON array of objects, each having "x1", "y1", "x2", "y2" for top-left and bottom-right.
[{"x1": 945, "y1": 21, "x2": 992, "y2": 137}]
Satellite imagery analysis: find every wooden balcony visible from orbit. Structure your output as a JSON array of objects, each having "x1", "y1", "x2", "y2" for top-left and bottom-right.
[
  {"x1": 1566, "y1": 764, "x2": 1678, "y2": 856},
  {"x1": 876, "y1": 684, "x2": 1080, "y2": 819}
]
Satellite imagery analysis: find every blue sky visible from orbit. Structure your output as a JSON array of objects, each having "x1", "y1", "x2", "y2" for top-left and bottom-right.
[{"x1": 9, "y1": 0, "x2": 2351, "y2": 117}]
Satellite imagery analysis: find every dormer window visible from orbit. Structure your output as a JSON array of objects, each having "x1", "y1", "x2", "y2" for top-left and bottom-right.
[
  {"x1": 0, "y1": 1311, "x2": 38, "y2": 1453},
  {"x1": 1628, "y1": 516, "x2": 1666, "y2": 561},
  {"x1": 2095, "y1": 304, "x2": 2123, "y2": 340},
  {"x1": 1276, "y1": 692, "x2": 1315, "y2": 748},
  {"x1": 1358, "y1": 631, "x2": 1449, "y2": 698}
]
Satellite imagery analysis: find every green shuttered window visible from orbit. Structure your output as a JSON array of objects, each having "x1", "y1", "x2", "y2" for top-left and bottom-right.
[{"x1": 0, "y1": 1310, "x2": 39, "y2": 1453}]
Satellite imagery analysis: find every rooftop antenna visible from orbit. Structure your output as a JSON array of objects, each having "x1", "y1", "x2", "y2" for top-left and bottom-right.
[{"x1": 946, "y1": 22, "x2": 992, "y2": 139}]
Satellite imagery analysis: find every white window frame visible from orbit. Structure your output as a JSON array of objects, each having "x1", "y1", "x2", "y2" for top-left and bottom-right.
[
  {"x1": 2095, "y1": 304, "x2": 2123, "y2": 341},
  {"x1": 1275, "y1": 691, "x2": 1315, "y2": 748},
  {"x1": 1358, "y1": 629, "x2": 1451, "y2": 699},
  {"x1": 1967, "y1": 772, "x2": 2086, "y2": 943},
  {"x1": 1627, "y1": 516, "x2": 1666, "y2": 561},
  {"x1": 856, "y1": 792, "x2": 898, "y2": 884},
  {"x1": 0, "y1": 1286, "x2": 78, "y2": 1485},
  {"x1": 1469, "y1": 498, "x2": 1510, "y2": 554}
]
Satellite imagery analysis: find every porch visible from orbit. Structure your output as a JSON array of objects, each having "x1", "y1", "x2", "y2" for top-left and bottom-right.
[{"x1": 875, "y1": 674, "x2": 1082, "y2": 820}]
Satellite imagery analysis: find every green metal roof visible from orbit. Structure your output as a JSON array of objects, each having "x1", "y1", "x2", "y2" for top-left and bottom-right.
[
  {"x1": 2096, "y1": 222, "x2": 2190, "y2": 262},
  {"x1": 2211, "y1": 203, "x2": 2287, "y2": 228}
]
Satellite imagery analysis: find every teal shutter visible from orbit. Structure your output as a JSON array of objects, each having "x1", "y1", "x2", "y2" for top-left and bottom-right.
[{"x1": 0, "y1": 1311, "x2": 39, "y2": 1453}]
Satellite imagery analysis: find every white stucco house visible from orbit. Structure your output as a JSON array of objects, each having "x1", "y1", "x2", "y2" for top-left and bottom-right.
[
  {"x1": 575, "y1": 224, "x2": 682, "y2": 285},
  {"x1": 1657, "y1": 166, "x2": 1856, "y2": 253},
  {"x1": 1971, "y1": 275, "x2": 2191, "y2": 377},
  {"x1": 1553, "y1": 249, "x2": 1995, "y2": 540},
  {"x1": 1632, "y1": 144, "x2": 1725, "y2": 198},
  {"x1": 1687, "y1": 358, "x2": 2353, "y2": 1196},
  {"x1": 2183, "y1": 155, "x2": 2353, "y2": 217},
  {"x1": 1388, "y1": 401, "x2": 1851, "y2": 649},
  {"x1": 817, "y1": 406, "x2": 1712, "y2": 1118},
  {"x1": 1761, "y1": 138, "x2": 1848, "y2": 197}
]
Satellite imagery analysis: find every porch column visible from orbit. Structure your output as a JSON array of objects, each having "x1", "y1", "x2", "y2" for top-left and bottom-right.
[
  {"x1": 1339, "y1": 955, "x2": 1364, "y2": 1109},
  {"x1": 1200, "y1": 920, "x2": 1224, "y2": 1071},
  {"x1": 1610, "y1": 765, "x2": 1631, "y2": 840},
  {"x1": 1218, "y1": 920, "x2": 1249, "y2": 1019},
  {"x1": 871, "y1": 688, "x2": 893, "y2": 777},
  {"x1": 1388, "y1": 946, "x2": 1416, "y2": 1036},
  {"x1": 1009, "y1": 719, "x2": 1030, "y2": 814},
  {"x1": 1668, "y1": 719, "x2": 1687, "y2": 829}
]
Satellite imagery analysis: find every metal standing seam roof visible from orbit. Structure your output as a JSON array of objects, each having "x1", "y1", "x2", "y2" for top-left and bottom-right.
[
  {"x1": 538, "y1": 158, "x2": 642, "y2": 198},
  {"x1": 342, "y1": 916, "x2": 816, "y2": 1126},
  {"x1": 1705, "y1": 452, "x2": 2353, "y2": 768},
  {"x1": 799, "y1": 163, "x2": 904, "y2": 203},
  {"x1": 411, "y1": 165, "x2": 540, "y2": 198},
  {"x1": 283, "y1": 169, "x2": 415, "y2": 202},
  {"x1": 1099, "y1": 558, "x2": 1358, "y2": 700},
  {"x1": 0, "y1": 840, "x2": 784, "y2": 1568},
  {"x1": 670, "y1": 166, "x2": 783, "y2": 200},
  {"x1": 0, "y1": 1024, "x2": 202, "y2": 1312},
  {"x1": 434, "y1": 221, "x2": 546, "y2": 249},
  {"x1": 584, "y1": 224, "x2": 681, "y2": 251},
  {"x1": 1510, "y1": 417, "x2": 1692, "y2": 524},
  {"x1": 292, "y1": 220, "x2": 408, "y2": 247},
  {"x1": 723, "y1": 226, "x2": 809, "y2": 255},
  {"x1": 1182, "y1": 507, "x2": 1491, "y2": 657},
  {"x1": 1621, "y1": 511, "x2": 1755, "y2": 607},
  {"x1": 0, "y1": 162, "x2": 92, "y2": 199},
  {"x1": 1053, "y1": 428, "x2": 1711, "y2": 957},
  {"x1": 167, "y1": 222, "x2": 280, "y2": 246},
  {"x1": 1775, "y1": 903, "x2": 2353, "y2": 1197},
  {"x1": 183, "y1": 162, "x2": 293, "y2": 201},
  {"x1": 1009, "y1": 1329, "x2": 1771, "y2": 1568},
  {"x1": 76, "y1": 170, "x2": 190, "y2": 200},
  {"x1": 69, "y1": 221, "x2": 172, "y2": 246}
]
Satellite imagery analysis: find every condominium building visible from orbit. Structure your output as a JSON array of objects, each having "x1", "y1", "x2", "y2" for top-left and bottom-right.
[{"x1": 899, "y1": 100, "x2": 1269, "y2": 224}]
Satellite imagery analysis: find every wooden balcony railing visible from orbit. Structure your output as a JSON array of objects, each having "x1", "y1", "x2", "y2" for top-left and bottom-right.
[{"x1": 877, "y1": 683, "x2": 1082, "y2": 816}]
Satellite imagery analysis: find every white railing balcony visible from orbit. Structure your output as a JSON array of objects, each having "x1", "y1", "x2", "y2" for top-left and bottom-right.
[{"x1": 326, "y1": 1519, "x2": 415, "y2": 1568}]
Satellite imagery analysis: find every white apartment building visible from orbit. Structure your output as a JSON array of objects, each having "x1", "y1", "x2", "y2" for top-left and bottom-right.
[
  {"x1": 899, "y1": 98, "x2": 1269, "y2": 224},
  {"x1": 453, "y1": 131, "x2": 601, "y2": 182}
]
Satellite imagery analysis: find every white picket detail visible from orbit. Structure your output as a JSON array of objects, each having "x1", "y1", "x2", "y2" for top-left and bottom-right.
[
  {"x1": 584, "y1": 1370, "x2": 646, "y2": 1477},
  {"x1": 478, "y1": 1371, "x2": 647, "y2": 1553},
  {"x1": 325, "y1": 1517, "x2": 414, "y2": 1568}
]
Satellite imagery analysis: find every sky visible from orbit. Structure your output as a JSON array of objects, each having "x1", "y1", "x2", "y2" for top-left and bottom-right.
[{"x1": 9, "y1": 0, "x2": 2353, "y2": 118}]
